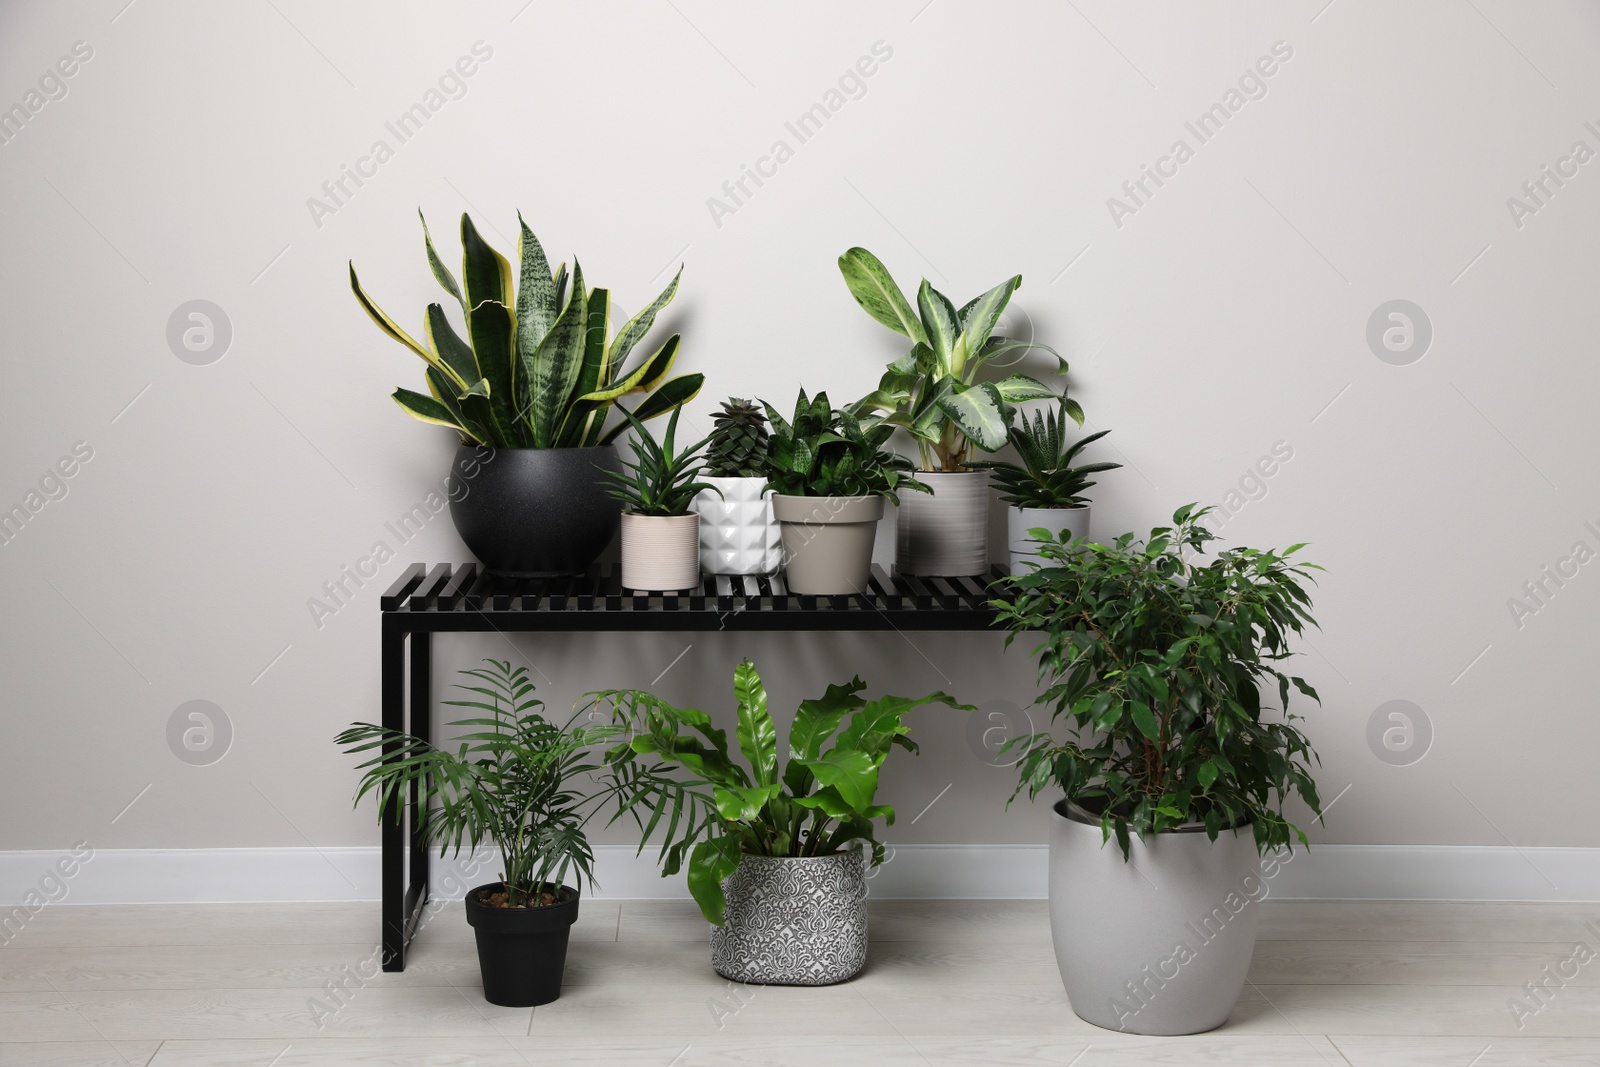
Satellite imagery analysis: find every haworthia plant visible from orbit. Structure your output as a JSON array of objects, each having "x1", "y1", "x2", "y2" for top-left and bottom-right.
[
  {"x1": 351, "y1": 211, "x2": 704, "y2": 449},
  {"x1": 838, "y1": 247, "x2": 1070, "y2": 472}
]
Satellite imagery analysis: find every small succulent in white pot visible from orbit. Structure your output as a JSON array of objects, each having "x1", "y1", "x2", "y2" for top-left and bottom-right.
[
  {"x1": 975, "y1": 400, "x2": 1121, "y2": 571},
  {"x1": 601, "y1": 408, "x2": 717, "y2": 592},
  {"x1": 692, "y1": 399, "x2": 781, "y2": 576}
]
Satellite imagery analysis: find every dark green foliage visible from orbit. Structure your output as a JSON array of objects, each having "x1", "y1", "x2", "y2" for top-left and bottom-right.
[
  {"x1": 976, "y1": 401, "x2": 1122, "y2": 509},
  {"x1": 760, "y1": 389, "x2": 927, "y2": 501},
  {"x1": 705, "y1": 398, "x2": 770, "y2": 478},
  {"x1": 994, "y1": 505, "x2": 1325, "y2": 859},
  {"x1": 591, "y1": 659, "x2": 969, "y2": 924},
  {"x1": 336, "y1": 660, "x2": 686, "y2": 906},
  {"x1": 599, "y1": 407, "x2": 718, "y2": 516}
]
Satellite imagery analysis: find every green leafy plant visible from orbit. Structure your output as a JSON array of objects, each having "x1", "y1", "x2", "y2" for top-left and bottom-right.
[
  {"x1": 591, "y1": 659, "x2": 968, "y2": 924},
  {"x1": 335, "y1": 659, "x2": 681, "y2": 907},
  {"x1": 705, "y1": 398, "x2": 770, "y2": 478},
  {"x1": 838, "y1": 247, "x2": 1067, "y2": 471},
  {"x1": 976, "y1": 401, "x2": 1123, "y2": 509},
  {"x1": 350, "y1": 210, "x2": 704, "y2": 449},
  {"x1": 760, "y1": 389, "x2": 927, "y2": 501},
  {"x1": 994, "y1": 505, "x2": 1324, "y2": 858},
  {"x1": 599, "y1": 407, "x2": 718, "y2": 517}
]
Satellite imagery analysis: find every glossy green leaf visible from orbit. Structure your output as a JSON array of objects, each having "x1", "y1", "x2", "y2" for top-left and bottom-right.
[{"x1": 838, "y1": 247, "x2": 927, "y2": 344}]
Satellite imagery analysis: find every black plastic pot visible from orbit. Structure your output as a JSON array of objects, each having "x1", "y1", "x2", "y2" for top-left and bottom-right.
[
  {"x1": 448, "y1": 445, "x2": 621, "y2": 576},
  {"x1": 463, "y1": 882, "x2": 580, "y2": 1007}
]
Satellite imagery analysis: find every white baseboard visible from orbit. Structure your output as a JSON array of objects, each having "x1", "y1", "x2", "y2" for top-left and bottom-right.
[{"x1": 3, "y1": 844, "x2": 1598, "y2": 906}]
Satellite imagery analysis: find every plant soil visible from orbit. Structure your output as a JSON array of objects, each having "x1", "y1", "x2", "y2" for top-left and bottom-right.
[{"x1": 477, "y1": 888, "x2": 558, "y2": 909}]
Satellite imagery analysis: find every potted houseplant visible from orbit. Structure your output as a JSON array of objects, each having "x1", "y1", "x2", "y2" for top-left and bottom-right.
[
  {"x1": 335, "y1": 659, "x2": 680, "y2": 1007},
  {"x1": 838, "y1": 246, "x2": 1065, "y2": 577},
  {"x1": 591, "y1": 659, "x2": 967, "y2": 984},
  {"x1": 974, "y1": 400, "x2": 1122, "y2": 571},
  {"x1": 994, "y1": 505, "x2": 1324, "y2": 1036},
  {"x1": 761, "y1": 390, "x2": 926, "y2": 595},
  {"x1": 691, "y1": 399, "x2": 782, "y2": 576},
  {"x1": 350, "y1": 210, "x2": 704, "y2": 575},
  {"x1": 601, "y1": 407, "x2": 717, "y2": 591}
]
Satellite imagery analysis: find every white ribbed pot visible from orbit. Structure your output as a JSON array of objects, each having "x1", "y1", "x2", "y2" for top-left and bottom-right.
[
  {"x1": 772, "y1": 495, "x2": 883, "y2": 595},
  {"x1": 1049, "y1": 800, "x2": 1262, "y2": 1035},
  {"x1": 620, "y1": 512, "x2": 700, "y2": 591},
  {"x1": 1007, "y1": 505, "x2": 1090, "y2": 572},
  {"x1": 896, "y1": 470, "x2": 990, "y2": 577},
  {"x1": 710, "y1": 849, "x2": 868, "y2": 986},
  {"x1": 692, "y1": 476, "x2": 781, "y2": 576}
]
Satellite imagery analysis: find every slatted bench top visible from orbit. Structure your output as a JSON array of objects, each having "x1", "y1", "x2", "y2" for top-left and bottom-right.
[{"x1": 379, "y1": 562, "x2": 1011, "y2": 632}]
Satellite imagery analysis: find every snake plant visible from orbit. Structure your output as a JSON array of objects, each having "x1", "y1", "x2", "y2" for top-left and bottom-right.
[
  {"x1": 839, "y1": 247, "x2": 1072, "y2": 471},
  {"x1": 350, "y1": 211, "x2": 704, "y2": 449}
]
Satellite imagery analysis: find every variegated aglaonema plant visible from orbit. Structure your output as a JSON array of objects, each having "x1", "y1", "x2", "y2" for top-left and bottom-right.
[
  {"x1": 839, "y1": 247, "x2": 1070, "y2": 472},
  {"x1": 350, "y1": 211, "x2": 704, "y2": 448}
]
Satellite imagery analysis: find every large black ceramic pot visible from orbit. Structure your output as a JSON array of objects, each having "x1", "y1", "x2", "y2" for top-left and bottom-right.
[{"x1": 449, "y1": 445, "x2": 621, "y2": 576}]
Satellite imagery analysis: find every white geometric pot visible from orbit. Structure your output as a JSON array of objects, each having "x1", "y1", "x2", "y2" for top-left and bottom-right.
[
  {"x1": 710, "y1": 849, "x2": 868, "y2": 986},
  {"x1": 896, "y1": 470, "x2": 990, "y2": 577},
  {"x1": 620, "y1": 512, "x2": 700, "y2": 591},
  {"x1": 1007, "y1": 505, "x2": 1090, "y2": 572},
  {"x1": 1049, "y1": 800, "x2": 1262, "y2": 1035},
  {"x1": 692, "y1": 476, "x2": 781, "y2": 576}
]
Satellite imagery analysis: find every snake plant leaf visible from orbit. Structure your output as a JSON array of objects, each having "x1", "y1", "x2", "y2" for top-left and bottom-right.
[
  {"x1": 525, "y1": 286, "x2": 589, "y2": 448},
  {"x1": 839, "y1": 247, "x2": 927, "y2": 345},
  {"x1": 419, "y1": 210, "x2": 466, "y2": 316},
  {"x1": 952, "y1": 274, "x2": 1020, "y2": 376},
  {"x1": 515, "y1": 212, "x2": 558, "y2": 356},
  {"x1": 393, "y1": 387, "x2": 468, "y2": 432},
  {"x1": 936, "y1": 381, "x2": 1008, "y2": 452},
  {"x1": 580, "y1": 334, "x2": 680, "y2": 404},
  {"x1": 686, "y1": 835, "x2": 742, "y2": 925},
  {"x1": 423, "y1": 304, "x2": 481, "y2": 388},
  {"x1": 609, "y1": 267, "x2": 681, "y2": 380},
  {"x1": 422, "y1": 369, "x2": 476, "y2": 444},
  {"x1": 349, "y1": 263, "x2": 438, "y2": 367},
  {"x1": 466, "y1": 299, "x2": 519, "y2": 446},
  {"x1": 917, "y1": 280, "x2": 959, "y2": 378},
  {"x1": 734, "y1": 660, "x2": 778, "y2": 787},
  {"x1": 460, "y1": 213, "x2": 514, "y2": 315},
  {"x1": 427, "y1": 367, "x2": 494, "y2": 445},
  {"x1": 595, "y1": 373, "x2": 706, "y2": 444},
  {"x1": 991, "y1": 374, "x2": 1058, "y2": 403},
  {"x1": 552, "y1": 261, "x2": 568, "y2": 316}
]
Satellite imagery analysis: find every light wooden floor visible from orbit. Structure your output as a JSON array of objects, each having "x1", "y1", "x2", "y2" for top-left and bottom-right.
[{"x1": 2, "y1": 899, "x2": 1598, "y2": 1065}]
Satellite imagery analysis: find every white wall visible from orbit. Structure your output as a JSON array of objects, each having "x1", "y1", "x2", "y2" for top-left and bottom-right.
[{"x1": 2, "y1": 0, "x2": 1597, "y2": 883}]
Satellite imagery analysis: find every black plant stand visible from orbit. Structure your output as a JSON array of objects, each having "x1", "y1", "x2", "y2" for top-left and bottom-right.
[{"x1": 377, "y1": 561, "x2": 1009, "y2": 971}]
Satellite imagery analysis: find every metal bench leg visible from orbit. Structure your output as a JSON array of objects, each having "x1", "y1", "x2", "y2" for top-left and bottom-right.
[{"x1": 381, "y1": 622, "x2": 407, "y2": 971}]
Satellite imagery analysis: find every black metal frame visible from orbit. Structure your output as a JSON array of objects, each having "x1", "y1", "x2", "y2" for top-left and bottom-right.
[{"x1": 378, "y1": 560, "x2": 1008, "y2": 970}]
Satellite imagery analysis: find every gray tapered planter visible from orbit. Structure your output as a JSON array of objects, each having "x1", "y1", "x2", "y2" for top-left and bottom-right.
[
  {"x1": 1007, "y1": 505, "x2": 1090, "y2": 572},
  {"x1": 1049, "y1": 800, "x2": 1262, "y2": 1035},
  {"x1": 710, "y1": 850, "x2": 868, "y2": 985},
  {"x1": 896, "y1": 470, "x2": 989, "y2": 577},
  {"x1": 773, "y1": 495, "x2": 883, "y2": 595}
]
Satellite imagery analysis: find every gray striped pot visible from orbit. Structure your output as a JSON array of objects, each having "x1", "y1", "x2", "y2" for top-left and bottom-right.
[
  {"x1": 895, "y1": 470, "x2": 990, "y2": 577},
  {"x1": 709, "y1": 850, "x2": 868, "y2": 986}
]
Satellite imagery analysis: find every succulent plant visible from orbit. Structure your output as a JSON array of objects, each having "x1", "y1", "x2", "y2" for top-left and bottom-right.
[
  {"x1": 705, "y1": 398, "x2": 770, "y2": 478},
  {"x1": 976, "y1": 401, "x2": 1122, "y2": 509}
]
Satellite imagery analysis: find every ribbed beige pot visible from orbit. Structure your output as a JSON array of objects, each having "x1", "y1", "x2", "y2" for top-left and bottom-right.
[
  {"x1": 1007, "y1": 505, "x2": 1090, "y2": 571},
  {"x1": 620, "y1": 512, "x2": 700, "y2": 591},
  {"x1": 772, "y1": 495, "x2": 884, "y2": 595},
  {"x1": 896, "y1": 470, "x2": 990, "y2": 577}
]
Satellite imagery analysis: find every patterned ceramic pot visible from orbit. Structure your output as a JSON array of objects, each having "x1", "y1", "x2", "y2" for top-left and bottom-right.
[
  {"x1": 709, "y1": 849, "x2": 868, "y2": 985},
  {"x1": 693, "y1": 476, "x2": 781, "y2": 575}
]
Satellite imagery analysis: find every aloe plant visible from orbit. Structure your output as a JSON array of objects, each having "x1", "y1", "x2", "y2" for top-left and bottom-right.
[
  {"x1": 976, "y1": 401, "x2": 1123, "y2": 509},
  {"x1": 350, "y1": 211, "x2": 704, "y2": 449},
  {"x1": 599, "y1": 408, "x2": 718, "y2": 516},
  {"x1": 839, "y1": 247, "x2": 1072, "y2": 471},
  {"x1": 592, "y1": 659, "x2": 969, "y2": 924}
]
